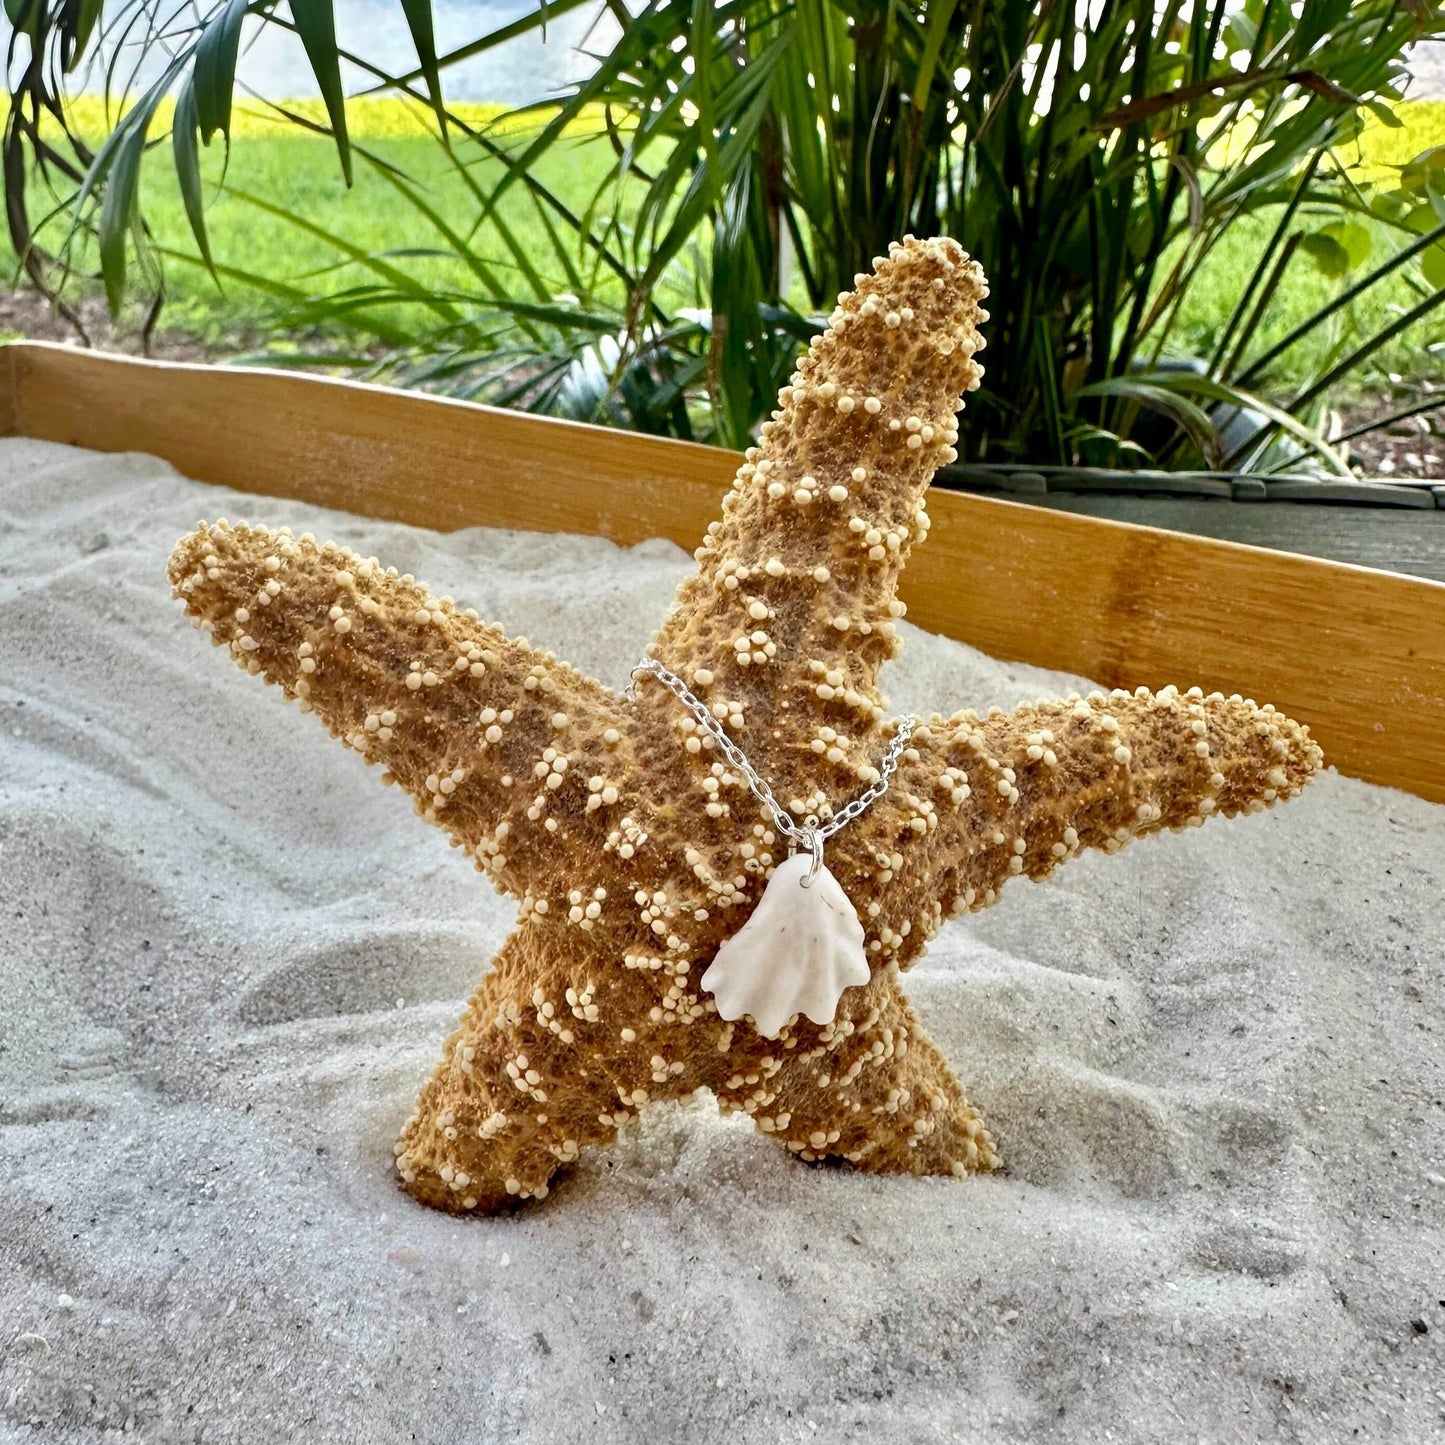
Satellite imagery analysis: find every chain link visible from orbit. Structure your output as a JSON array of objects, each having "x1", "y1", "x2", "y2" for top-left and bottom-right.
[{"x1": 629, "y1": 657, "x2": 914, "y2": 859}]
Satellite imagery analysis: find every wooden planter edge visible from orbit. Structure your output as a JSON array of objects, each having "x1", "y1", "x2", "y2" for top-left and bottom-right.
[{"x1": 4, "y1": 339, "x2": 1441, "y2": 804}]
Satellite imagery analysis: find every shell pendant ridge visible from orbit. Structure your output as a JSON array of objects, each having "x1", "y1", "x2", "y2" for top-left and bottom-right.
[{"x1": 700, "y1": 852, "x2": 871, "y2": 1040}]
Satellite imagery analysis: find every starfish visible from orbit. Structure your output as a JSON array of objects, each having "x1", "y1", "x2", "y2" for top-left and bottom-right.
[{"x1": 168, "y1": 236, "x2": 1323, "y2": 1214}]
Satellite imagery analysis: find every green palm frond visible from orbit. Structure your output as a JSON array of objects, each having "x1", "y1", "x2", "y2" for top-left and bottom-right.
[{"x1": 7, "y1": 0, "x2": 1445, "y2": 463}]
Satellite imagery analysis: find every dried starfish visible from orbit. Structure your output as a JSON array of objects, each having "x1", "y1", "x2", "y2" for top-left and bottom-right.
[{"x1": 169, "y1": 236, "x2": 1322, "y2": 1214}]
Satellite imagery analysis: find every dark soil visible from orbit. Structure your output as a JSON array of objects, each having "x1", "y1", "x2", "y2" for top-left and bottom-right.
[
  {"x1": 0, "y1": 287, "x2": 221, "y2": 363},
  {"x1": 1338, "y1": 397, "x2": 1445, "y2": 481}
]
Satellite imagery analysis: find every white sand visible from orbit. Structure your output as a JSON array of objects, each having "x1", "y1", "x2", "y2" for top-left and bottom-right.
[{"x1": 1, "y1": 436, "x2": 1442, "y2": 1444}]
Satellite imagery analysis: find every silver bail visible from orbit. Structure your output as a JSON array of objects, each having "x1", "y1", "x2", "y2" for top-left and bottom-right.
[{"x1": 795, "y1": 827, "x2": 825, "y2": 889}]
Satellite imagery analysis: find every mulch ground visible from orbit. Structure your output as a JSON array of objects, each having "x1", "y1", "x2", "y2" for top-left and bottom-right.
[
  {"x1": 1339, "y1": 400, "x2": 1445, "y2": 480},
  {"x1": 0, "y1": 288, "x2": 216, "y2": 361}
]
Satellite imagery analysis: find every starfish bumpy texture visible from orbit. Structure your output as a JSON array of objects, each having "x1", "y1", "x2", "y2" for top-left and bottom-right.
[{"x1": 169, "y1": 236, "x2": 1323, "y2": 1214}]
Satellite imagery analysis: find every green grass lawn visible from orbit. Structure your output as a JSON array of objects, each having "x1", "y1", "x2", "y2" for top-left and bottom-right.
[
  {"x1": 7, "y1": 100, "x2": 1445, "y2": 409},
  {"x1": 1166, "y1": 215, "x2": 1441, "y2": 399},
  {"x1": 15, "y1": 128, "x2": 639, "y2": 342},
  {"x1": 1121, "y1": 102, "x2": 1445, "y2": 402}
]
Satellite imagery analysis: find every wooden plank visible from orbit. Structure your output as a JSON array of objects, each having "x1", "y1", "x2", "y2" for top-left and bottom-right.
[
  {"x1": 6, "y1": 341, "x2": 733, "y2": 544},
  {"x1": 6, "y1": 339, "x2": 1443, "y2": 804},
  {"x1": 0, "y1": 344, "x2": 18, "y2": 438}
]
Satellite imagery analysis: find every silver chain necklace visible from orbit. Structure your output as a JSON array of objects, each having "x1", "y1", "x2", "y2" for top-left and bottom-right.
[{"x1": 629, "y1": 657, "x2": 915, "y2": 887}]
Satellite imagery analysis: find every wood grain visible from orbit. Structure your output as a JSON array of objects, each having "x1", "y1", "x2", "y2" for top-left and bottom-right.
[
  {"x1": 0, "y1": 346, "x2": 18, "y2": 440},
  {"x1": 5, "y1": 340, "x2": 1442, "y2": 803}
]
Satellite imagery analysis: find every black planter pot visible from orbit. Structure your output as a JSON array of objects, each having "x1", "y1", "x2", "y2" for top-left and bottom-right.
[{"x1": 934, "y1": 463, "x2": 1445, "y2": 584}]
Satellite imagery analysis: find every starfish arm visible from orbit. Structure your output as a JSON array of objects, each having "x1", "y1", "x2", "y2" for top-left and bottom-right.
[
  {"x1": 169, "y1": 521, "x2": 639, "y2": 906},
  {"x1": 394, "y1": 926, "x2": 640, "y2": 1211},
  {"x1": 644, "y1": 237, "x2": 988, "y2": 797},
  {"x1": 900, "y1": 685, "x2": 1324, "y2": 923},
  {"x1": 716, "y1": 969, "x2": 999, "y2": 1176}
]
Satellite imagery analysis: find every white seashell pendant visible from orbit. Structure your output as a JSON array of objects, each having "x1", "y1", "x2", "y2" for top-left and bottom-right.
[{"x1": 700, "y1": 851, "x2": 872, "y2": 1040}]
